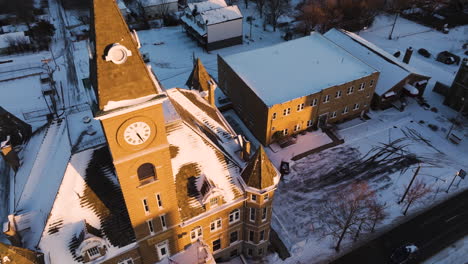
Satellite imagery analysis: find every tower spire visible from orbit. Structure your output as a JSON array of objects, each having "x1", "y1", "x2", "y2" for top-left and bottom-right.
[{"x1": 90, "y1": 0, "x2": 159, "y2": 111}]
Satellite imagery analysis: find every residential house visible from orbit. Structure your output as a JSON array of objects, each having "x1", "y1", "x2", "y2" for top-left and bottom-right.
[
  {"x1": 324, "y1": 28, "x2": 430, "y2": 109},
  {"x1": 218, "y1": 33, "x2": 379, "y2": 145},
  {"x1": 140, "y1": 0, "x2": 178, "y2": 19},
  {"x1": 2, "y1": 0, "x2": 281, "y2": 263},
  {"x1": 181, "y1": 0, "x2": 243, "y2": 51},
  {"x1": 444, "y1": 58, "x2": 468, "y2": 114}
]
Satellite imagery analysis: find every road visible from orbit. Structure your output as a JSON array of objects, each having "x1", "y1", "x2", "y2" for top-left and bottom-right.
[{"x1": 330, "y1": 189, "x2": 468, "y2": 264}]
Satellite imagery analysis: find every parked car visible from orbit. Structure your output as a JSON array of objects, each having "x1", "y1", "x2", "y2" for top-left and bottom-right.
[
  {"x1": 436, "y1": 51, "x2": 460, "y2": 65},
  {"x1": 417, "y1": 48, "x2": 431, "y2": 58},
  {"x1": 390, "y1": 243, "x2": 419, "y2": 264}
]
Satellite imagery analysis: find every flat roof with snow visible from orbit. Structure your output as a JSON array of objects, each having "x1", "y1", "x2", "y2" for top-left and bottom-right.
[
  {"x1": 222, "y1": 33, "x2": 377, "y2": 107},
  {"x1": 324, "y1": 28, "x2": 429, "y2": 96}
]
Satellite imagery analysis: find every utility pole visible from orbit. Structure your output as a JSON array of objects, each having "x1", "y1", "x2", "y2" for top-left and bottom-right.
[
  {"x1": 388, "y1": 13, "x2": 399, "y2": 40},
  {"x1": 399, "y1": 164, "x2": 420, "y2": 204},
  {"x1": 447, "y1": 169, "x2": 466, "y2": 193}
]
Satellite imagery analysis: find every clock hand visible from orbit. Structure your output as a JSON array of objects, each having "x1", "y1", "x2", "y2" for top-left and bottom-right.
[{"x1": 136, "y1": 132, "x2": 143, "y2": 141}]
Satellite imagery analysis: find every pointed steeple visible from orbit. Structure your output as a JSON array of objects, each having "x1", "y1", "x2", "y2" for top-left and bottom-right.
[
  {"x1": 241, "y1": 146, "x2": 277, "y2": 190},
  {"x1": 90, "y1": 0, "x2": 159, "y2": 111},
  {"x1": 186, "y1": 58, "x2": 212, "y2": 92}
]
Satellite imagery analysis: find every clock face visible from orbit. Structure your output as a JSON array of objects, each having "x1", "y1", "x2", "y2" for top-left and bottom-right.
[{"x1": 124, "y1": 121, "x2": 151, "y2": 145}]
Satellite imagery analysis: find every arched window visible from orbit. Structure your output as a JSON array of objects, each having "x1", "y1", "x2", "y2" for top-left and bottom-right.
[{"x1": 138, "y1": 163, "x2": 156, "y2": 182}]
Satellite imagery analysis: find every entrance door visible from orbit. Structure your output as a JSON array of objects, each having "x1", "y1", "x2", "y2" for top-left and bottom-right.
[
  {"x1": 156, "y1": 240, "x2": 170, "y2": 260},
  {"x1": 318, "y1": 113, "x2": 328, "y2": 128}
]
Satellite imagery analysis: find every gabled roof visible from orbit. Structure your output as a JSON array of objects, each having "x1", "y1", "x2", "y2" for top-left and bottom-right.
[
  {"x1": 241, "y1": 146, "x2": 278, "y2": 190},
  {"x1": 324, "y1": 28, "x2": 430, "y2": 96},
  {"x1": 90, "y1": 0, "x2": 160, "y2": 111},
  {"x1": 186, "y1": 59, "x2": 212, "y2": 92}
]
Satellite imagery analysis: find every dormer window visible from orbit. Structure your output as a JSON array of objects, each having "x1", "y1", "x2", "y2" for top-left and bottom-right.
[{"x1": 210, "y1": 197, "x2": 219, "y2": 207}]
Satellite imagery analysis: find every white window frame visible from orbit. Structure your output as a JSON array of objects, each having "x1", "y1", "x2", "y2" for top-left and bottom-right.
[
  {"x1": 306, "y1": 120, "x2": 313, "y2": 127},
  {"x1": 210, "y1": 218, "x2": 222, "y2": 232},
  {"x1": 87, "y1": 246, "x2": 100, "y2": 258},
  {"x1": 311, "y1": 98, "x2": 318, "y2": 107},
  {"x1": 336, "y1": 90, "x2": 342, "y2": 98},
  {"x1": 293, "y1": 124, "x2": 301, "y2": 132},
  {"x1": 142, "y1": 198, "x2": 149, "y2": 214},
  {"x1": 343, "y1": 106, "x2": 349, "y2": 114},
  {"x1": 212, "y1": 238, "x2": 222, "y2": 252},
  {"x1": 190, "y1": 226, "x2": 203, "y2": 242},
  {"x1": 210, "y1": 197, "x2": 218, "y2": 207},
  {"x1": 283, "y1": 128, "x2": 288, "y2": 136},
  {"x1": 160, "y1": 214, "x2": 167, "y2": 230},
  {"x1": 323, "y1": 95, "x2": 330, "y2": 103},
  {"x1": 156, "y1": 193, "x2": 163, "y2": 208},
  {"x1": 347, "y1": 86, "x2": 354, "y2": 94},
  {"x1": 353, "y1": 103, "x2": 360, "y2": 111},
  {"x1": 251, "y1": 194, "x2": 257, "y2": 202},
  {"x1": 283, "y1": 108, "x2": 291, "y2": 116},
  {"x1": 118, "y1": 258, "x2": 134, "y2": 264},
  {"x1": 147, "y1": 219, "x2": 155, "y2": 234},
  {"x1": 297, "y1": 103, "x2": 304, "y2": 111},
  {"x1": 259, "y1": 230, "x2": 265, "y2": 241},
  {"x1": 359, "y1": 82, "x2": 365, "y2": 91},
  {"x1": 330, "y1": 111, "x2": 337, "y2": 119},
  {"x1": 261, "y1": 207, "x2": 267, "y2": 221},
  {"x1": 229, "y1": 209, "x2": 240, "y2": 224},
  {"x1": 156, "y1": 240, "x2": 170, "y2": 260},
  {"x1": 249, "y1": 208, "x2": 256, "y2": 222},
  {"x1": 272, "y1": 112, "x2": 276, "y2": 120}
]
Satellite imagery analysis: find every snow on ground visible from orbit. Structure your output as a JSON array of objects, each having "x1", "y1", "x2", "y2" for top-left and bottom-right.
[
  {"x1": 422, "y1": 235, "x2": 468, "y2": 264},
  {"x1": 262, "y1": 15, "x2": 468, "y2": 264},
  {"x1": 137, "y1": 4, "x2": 285, "y2": 89}
]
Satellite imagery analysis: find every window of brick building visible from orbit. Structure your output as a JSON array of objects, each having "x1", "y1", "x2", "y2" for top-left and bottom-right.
[
  {"x1": 347, "y1": 86, "x2": 354, "y2": 94},
  {"x1": 213, "y1": 238, "x2": 221, "y2": 251}
]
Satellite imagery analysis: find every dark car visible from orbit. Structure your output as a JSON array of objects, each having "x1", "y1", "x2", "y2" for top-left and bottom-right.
[
  {"x1": 436, "y1": 51, "x2": 460, "y2": 65},
  {"x1": 418, "y1": 48, "x2": 431, "y2": 58},
  {"x1": 390, "y1": 243, "x2": 418, "y2": 264},
  {"x1": 280, "y1": 161, "x2": 290, "y2": 175}
]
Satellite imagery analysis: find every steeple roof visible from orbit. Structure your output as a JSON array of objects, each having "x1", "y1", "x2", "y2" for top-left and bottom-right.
[
  {"x1": 241, "y1": 146, "x2": 277, "y2": 190},
  {"x1": 90, "y1": 0, "x2": 159, "y2": 111},
  {"x1": 186, "y1": 58, "x2": 212, "y2": 92}
]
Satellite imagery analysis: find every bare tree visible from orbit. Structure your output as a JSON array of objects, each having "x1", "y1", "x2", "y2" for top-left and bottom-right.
[
  {"x1": 295, "y1": 1, "x2": 327, "y2": 35},
  {"x1": 266, "y1": 0, "x2": 290, "y2": 31},
  {"x1": 400, "y1": 179, "x2": 432, "y2": 215},
  {"x1": 5, "y1": 35, "x2": 31, "y2": 54},
  {"x1": 366, "y1": 199, "x2": 388, "y2": 233},
  {"x1": 319, "y1": 182, "x2": 375, "y2": 251},
  {"x1": 255, "y1": 0, "x2": 267, "y2": 18}
]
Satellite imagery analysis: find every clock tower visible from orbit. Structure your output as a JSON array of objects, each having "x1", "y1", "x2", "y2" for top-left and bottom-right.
[{"x1": 90, "y1": 0, "x2": 181, "y2": 262}]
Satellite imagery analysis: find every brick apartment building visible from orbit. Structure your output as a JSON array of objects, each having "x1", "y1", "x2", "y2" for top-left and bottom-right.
[{"x1": 218, "y1": 33, "x2": 379, "y2": 145}]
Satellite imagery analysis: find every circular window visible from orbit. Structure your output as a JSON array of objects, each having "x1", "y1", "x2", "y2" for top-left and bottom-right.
[{"x1": 105, "y1": 43, "x2": 132, "y2": 64}]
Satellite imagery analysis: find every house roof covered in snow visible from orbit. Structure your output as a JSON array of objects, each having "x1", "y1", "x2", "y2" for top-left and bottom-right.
[
  {"x1": 200, "y1": 5, "x2": 242, "y2": 26},
  {"x1": 241, "y1": 146, "x2": 279, "y2": 190},
  {"x1": 38, "y1": 146, "x2": 136, "y2": 263},
  {"x1": 187, "y1": 0, "x2": 227, "y2": 13},
  {"x1": 221, "y1": 32, "x2": 378, "y2": 107},
  {"x1": 324, "y1": 28, "x2": 430, "y2": 96},
  {"x1": 91, "y1": 0, "x2": 160, "y2": 111},
  {"x1": 0, "y1": 31, "x2": 30, "y2": 49},
  {"x1": 165, "y1": 88, "x2": 244, "y2": 221}
]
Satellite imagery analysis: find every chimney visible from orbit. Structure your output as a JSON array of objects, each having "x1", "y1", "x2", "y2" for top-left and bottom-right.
[
  {"x1": 207, "y1": 79, "x2": 216, "y2": 107},
  {"x1": 403, "y1": 47, "x2": 413, "y2": 64},
  {"x1": 1, "y1": 136, "x2": 20, "y2": 172},
  {"x1": 3, "y1": 215, "x2": 22, "y2": 247}
]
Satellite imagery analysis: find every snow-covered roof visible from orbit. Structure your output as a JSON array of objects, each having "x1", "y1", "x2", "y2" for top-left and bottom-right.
[
  {"x1": 201, "y1": 5, "x2": 242, "y2": 25},
  {"x1": 14, "y1": 119, "x2": 71, "y2": 249},
  {"x1": 158, "y1": 240, "x2": 215, "y2": 264},
  {"x1": 0, "y1": 32, "x2": 30, "y2": 49},
  {"x1": 187, "y1": 0, "x2": 227, "y2": 13},
  {"x1": 324, "y1": 28, "x2": 430, "y2": 96},
  {"x1": 222, "y1": 33, "x2": 377, "y2": 107},
  {"x1": 39, "y1": 146, "x2": 136, "y2": 263},
  {"x1": 141, "y1": 0, "x2": 178, "y2": 7}
]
